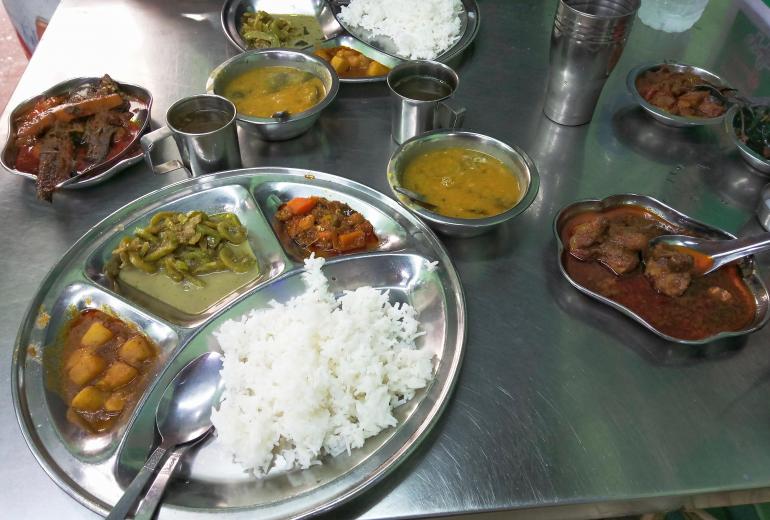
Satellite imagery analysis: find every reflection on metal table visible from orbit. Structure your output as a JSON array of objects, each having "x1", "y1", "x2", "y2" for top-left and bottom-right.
[{"x1": 1, "y1": 0, "x2": 770, "y2": 519}]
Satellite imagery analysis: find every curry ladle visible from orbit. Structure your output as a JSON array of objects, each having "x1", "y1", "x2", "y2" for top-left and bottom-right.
[
  {"x1": 649, "y1": 233, "x2": 770, "y2": 276},
  {"x1": 394, "y1": 186, "x2": 437, "y2": 210},
  {"x1": 106, "y1": 351, "x2": 224, "y2": 520}
]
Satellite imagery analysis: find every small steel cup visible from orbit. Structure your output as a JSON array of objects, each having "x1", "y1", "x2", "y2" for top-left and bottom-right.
[
  {"x1": 140, "y1": 94, "x2": 241, "y2": 176},
  {"x1": 387, "y1": 61, "x2": 466, "y2": 144},
  {"x1": 543, "y1": 0, "x2": 640, "y2": 126}
]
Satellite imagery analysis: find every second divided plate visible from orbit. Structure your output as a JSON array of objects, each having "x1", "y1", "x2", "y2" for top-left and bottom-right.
[
  {"x1": 221, "y1": 0, "x2": 480, "y2": 83},
  {"x1": 12, "y1": 167, "x2": 466, "y2": 519}
]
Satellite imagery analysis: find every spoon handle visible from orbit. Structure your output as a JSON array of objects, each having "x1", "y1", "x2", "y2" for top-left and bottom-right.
[
  {"x1": 105, "y1": 443, "x2": 170, "y2": 520},
  {"x1": 133, "y1": 443, "x2": 192, "y2": 520},
  {"x1": 712, "y1": 233, "x2": 770, "y2": 265}
]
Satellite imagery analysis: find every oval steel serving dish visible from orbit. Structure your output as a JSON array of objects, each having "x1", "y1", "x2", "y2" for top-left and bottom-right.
[
  {"x1": 1, "y1": 76, "x2": 153, "y2": 189},
  {"x1": 554, "y1": 194, "x2": 770, "y2": 345},
  {"x1": 13, "y1": 167, "x2": 466, "y2": 519},
  {"x1": 626, "y1": 62, "x2": 732, "y2": 128}
]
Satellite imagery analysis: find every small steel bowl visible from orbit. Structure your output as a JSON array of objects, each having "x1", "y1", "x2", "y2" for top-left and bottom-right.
[
  {"x1": 1, "y1": 77, "x2": 153, "y2": 188},
  {"x1": 206, "y1": 49, "x2": 339, "y2": 141},
  {"x1": 386, "y1": 130, "x2": 540, "y2": 237},
  {"x1": 724, "y1": 104, "x2": 770, "y2": 174},
  {"x1": 627, "y1": 62, "x2": 732, "y2": 128}
]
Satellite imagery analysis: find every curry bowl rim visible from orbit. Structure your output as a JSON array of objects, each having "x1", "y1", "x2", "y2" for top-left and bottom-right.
[
  {"x1": 626, "y1": 61, "x2": 732, "y2": 127},
  {"x1": 386, "y1": 129, "x2": 540, "y2": 231},
  {"x1": 205, "y1": 48, "x2": 340, "y2": 124}
]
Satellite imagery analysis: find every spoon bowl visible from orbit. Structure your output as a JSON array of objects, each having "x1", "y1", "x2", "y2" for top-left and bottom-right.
[
  {"x1": 649, "y1": 233, "x2": 770, "y2": 276},
  {"x1": 107, "y1": 352, "x2": 224, "y2": 520}
]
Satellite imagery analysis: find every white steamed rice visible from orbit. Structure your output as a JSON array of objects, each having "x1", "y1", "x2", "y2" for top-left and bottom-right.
[
  {"x1": 211, "y1": 256, "x2": 434, "y2": 475},
  {"x1": 338, "y1": 0, "x2": 463, "y2": 60}
]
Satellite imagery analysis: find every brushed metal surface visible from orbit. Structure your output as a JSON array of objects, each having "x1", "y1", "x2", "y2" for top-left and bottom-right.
[{"x1": 3, "y1": 1, "x2": 770, "y2": 519}]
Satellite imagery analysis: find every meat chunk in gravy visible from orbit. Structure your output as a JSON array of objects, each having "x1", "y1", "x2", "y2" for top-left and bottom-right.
[
  {"x1": 644, "y1": 245, "x2": 694, "y2": 297},
  {"x1": 567, "y1": 214, "x2": 659, "y2": 275}
]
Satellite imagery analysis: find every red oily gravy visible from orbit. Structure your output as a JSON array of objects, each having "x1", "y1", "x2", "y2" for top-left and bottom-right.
[{"x1": 561, "y1": 206, "x2": 756, "y2": 341}]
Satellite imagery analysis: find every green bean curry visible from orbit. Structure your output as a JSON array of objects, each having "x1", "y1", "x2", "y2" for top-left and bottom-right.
[{"x1": 106, "y1": 210, "x2": 260, "y2": 315}]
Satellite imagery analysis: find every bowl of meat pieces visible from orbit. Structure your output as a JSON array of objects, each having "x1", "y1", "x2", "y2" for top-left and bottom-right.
[
  {"x1": 554, "y1": 194, "x2": 769, "y2": 344},
  {"x1": 1, "y1": 75, "x2": 152, "y2": 201},
  {"x1": 627, "y1": 62, "x2": 732, "y2": 127}
]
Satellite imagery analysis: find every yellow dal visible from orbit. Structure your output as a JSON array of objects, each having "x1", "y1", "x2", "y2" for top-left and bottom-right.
[
  {"x1": 222, "y1": 66, "x2": 325, "y2": 118},
  {"x1": 401, "y1": 147, "x2": 522, "y2": 219}
]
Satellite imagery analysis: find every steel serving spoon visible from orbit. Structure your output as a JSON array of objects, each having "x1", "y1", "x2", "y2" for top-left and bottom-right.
[
  {"x1": 394, "y1": 186, "x2": 438, "y2": 210},
  {"x1": 107, "y1": 351, "x2": 224, "y2": 520},
  {"x1": 649, "y1": 233, "x2": 770, "y2": 276}
]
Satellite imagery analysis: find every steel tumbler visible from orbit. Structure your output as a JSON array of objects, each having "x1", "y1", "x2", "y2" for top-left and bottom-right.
[{"x1": 543, "y1": 0, "x2": 640, "y2": 126}]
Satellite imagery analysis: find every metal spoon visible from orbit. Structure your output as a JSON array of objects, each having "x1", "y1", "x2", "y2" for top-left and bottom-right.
[
  {"x1": 106, "y1": 351, "x2": 224, "y2": 520},
  {"x1": 649, "y1": 233, "x2": 770, "y2": 276},
  {"x1": 394, "y1": 186, "x2": 437, "y2": 210}
]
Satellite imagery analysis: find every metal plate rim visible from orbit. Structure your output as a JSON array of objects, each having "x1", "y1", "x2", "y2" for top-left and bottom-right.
[{"x1": 12, "y1": 166, "x2": 467, "y2": 518}]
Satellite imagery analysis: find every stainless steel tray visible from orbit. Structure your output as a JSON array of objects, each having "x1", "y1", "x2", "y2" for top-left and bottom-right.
[
  {"x1": 12, "y1": 167, "x2": 466, "y2": 518},
  {"x1": 553, "y1": 194, "x2": 770, "y2": 345},
  {"x1": 0, "y1": 76, "x2": 152, "y2": 189},
  {"x1": 221, "y1": 0, "x2": 480, "y2": 83},
  {"x1": 626, "y1": 62, "x2": 732, "y2": 128}
]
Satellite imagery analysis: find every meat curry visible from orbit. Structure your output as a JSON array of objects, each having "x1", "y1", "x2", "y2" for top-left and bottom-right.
[
  {"x1": 10, "y1": 75, "x2": 146, "y2": 201},
  {"x1": 562, "y1": 206, "x2": 756, "y2": 340}
]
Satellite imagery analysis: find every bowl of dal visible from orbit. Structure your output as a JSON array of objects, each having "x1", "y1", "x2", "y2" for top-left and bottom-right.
[
  {"x1": 206, "y1": 49, "x2": 339, "y2": 141},
  {"x1": 387, "y1": 130, "x2": 539, "y2": 237}
]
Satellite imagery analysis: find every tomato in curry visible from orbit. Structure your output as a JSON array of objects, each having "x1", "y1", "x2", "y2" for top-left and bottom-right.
[{"x1": 561, "y1": 206, "x2": 756, "y2": 341}]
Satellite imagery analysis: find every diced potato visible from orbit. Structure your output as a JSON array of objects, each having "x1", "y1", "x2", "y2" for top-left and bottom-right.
[
  {"x1": 330, "y1": 55, "x2": 350, "y2": 74},
  {"x1": 70, "y1": 386, "x2": 106, "y2": 412},
  {"x1": 366, "y1": 61, "x2": 390, "y2": 77},
  {"x1": 80, "y1": 321, "x2": 113, "y2": 348},
  {"x1": 119, "y1": 336, "x2": 153, "y2": 366},
  {"x1": 104, "y1": 393, "x2": 126, "y2": 413},
  {"x1": 68, "y1": 352, "x2": 107, "y2": 386},
  {"x1": 97, "y1": 362, "x2": 138, "y2": 391}
]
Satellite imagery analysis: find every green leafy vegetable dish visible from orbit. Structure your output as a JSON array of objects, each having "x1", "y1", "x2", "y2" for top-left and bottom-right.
[{"x1": 734, "y1": 104, "x2": 770, "y2": 159}]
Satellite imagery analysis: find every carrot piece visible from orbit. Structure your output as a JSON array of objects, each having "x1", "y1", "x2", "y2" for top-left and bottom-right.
[
  {"x1": 336, "y1": 229, "x2": 365, "y2": 251},
  {"x1": 286, "y1": 197, "x2": 318, "y2": 216}
]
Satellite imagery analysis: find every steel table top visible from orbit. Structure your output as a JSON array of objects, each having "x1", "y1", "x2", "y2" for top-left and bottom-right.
[{"x1": 2, "y1": 1, "x2": 770, "y2": 518}]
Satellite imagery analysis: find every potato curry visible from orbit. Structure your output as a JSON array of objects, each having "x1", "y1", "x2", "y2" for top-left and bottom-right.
[
  {"x1": 57, "y1": 309, "x2": 159, "y2": 434},
  {"x1": 314, "y1": 47, "x2": 390, "y2": 78}
]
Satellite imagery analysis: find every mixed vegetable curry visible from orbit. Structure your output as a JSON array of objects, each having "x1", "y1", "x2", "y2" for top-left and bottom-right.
[{"x1": 276, "y1": 196, "x2": 378, "y2": 257}]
